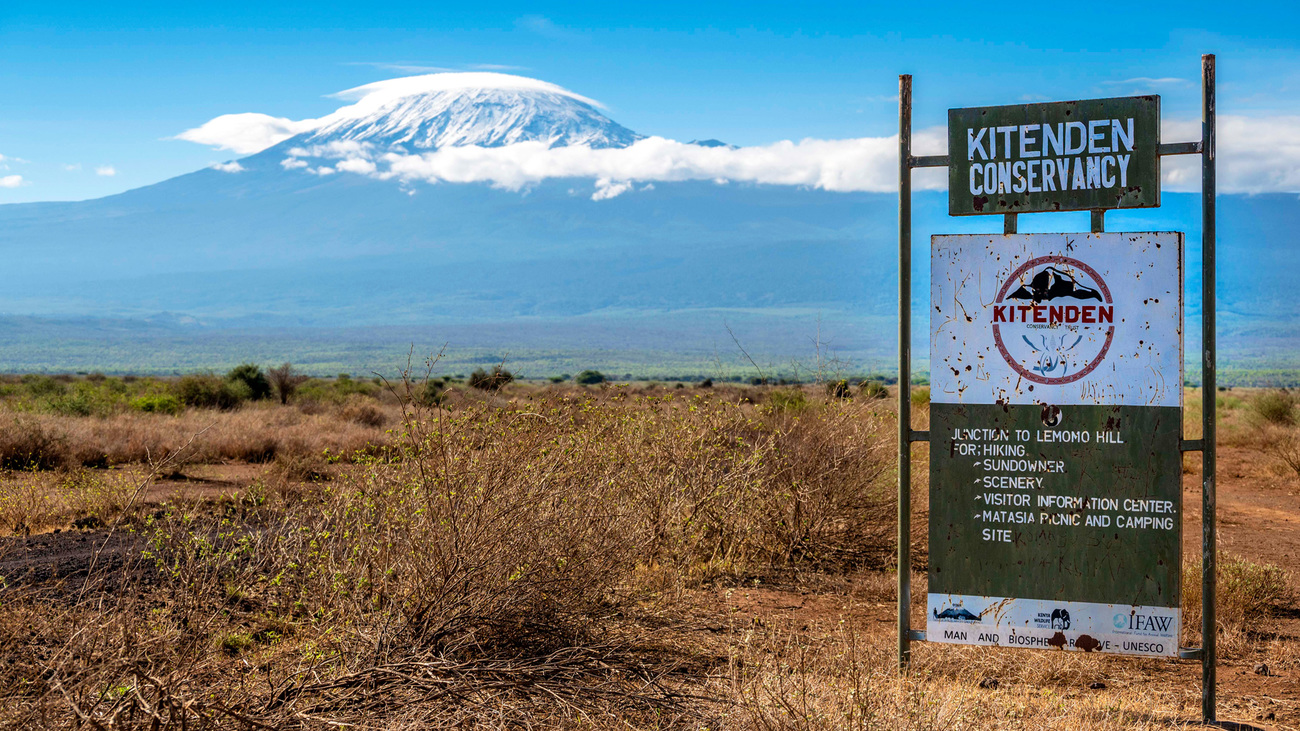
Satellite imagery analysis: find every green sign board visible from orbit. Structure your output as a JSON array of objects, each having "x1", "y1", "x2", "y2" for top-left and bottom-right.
[
  {"x1": 948, "y1": 96, "x2": 1161, "y2": 216},
  {"x1": 927, "y1": 232, "x2": 1183, "y2": 656}
]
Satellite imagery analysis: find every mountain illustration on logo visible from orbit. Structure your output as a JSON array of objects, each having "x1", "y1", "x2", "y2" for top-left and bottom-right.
[
  {"x1": 933, "y1": 607, "x2": 982, "y2": 621},
  {"x1": 1007, "y1": 266, "x2": 1103, "y2": 303}
]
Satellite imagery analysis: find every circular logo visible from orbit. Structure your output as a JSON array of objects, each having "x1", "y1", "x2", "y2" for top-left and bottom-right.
[
  {"x1": 991, "y1": 256, "x2": 1115, "y2": 386},
  {"x1": 1113, "y1": 614, "x2": 1128, "y2": 629}
]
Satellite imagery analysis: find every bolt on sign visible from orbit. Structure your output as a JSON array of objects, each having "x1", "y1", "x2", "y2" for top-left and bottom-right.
[
  {"x1": 948, "y1": 96, "x2": 1160, "y2": 215},
  {"x1": 927, "y1": 232, "x2": 1183, "y2": 657}
]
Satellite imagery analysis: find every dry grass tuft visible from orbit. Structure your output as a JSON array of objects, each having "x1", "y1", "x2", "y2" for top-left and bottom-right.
[{"x1": 1182, "y1": 554, "x2": 1294, "y2": 656}]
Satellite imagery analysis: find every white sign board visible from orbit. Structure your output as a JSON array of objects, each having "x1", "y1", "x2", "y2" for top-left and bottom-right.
[
  {"x1": 930, "y1": 232, "x2": 1183, "y2": 408},
  {"x1": 927, "y1": 232, "x2": 1184, "y2": 657}
]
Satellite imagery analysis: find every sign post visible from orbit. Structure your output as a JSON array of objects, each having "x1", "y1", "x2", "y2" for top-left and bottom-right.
[{"x1": 895, "y1": 55, "x2": 1217, "y2": 721}]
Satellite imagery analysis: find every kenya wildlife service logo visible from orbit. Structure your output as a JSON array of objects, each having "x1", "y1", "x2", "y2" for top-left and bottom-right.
[{"x1": 991, "y1": 255, "x2": 1114, "y2": 385}]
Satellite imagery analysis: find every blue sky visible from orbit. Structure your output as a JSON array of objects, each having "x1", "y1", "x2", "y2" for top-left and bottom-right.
[{"x1": 2, "y1": 1, "x2": 1298, "y2": 202}]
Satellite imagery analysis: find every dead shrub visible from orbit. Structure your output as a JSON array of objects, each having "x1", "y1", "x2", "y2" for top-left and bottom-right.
[
  {"x1": 1257, "y1": 422, "x2": 1300, "y2": 476},
  {"x1": 267, "y1": 450, "x2": 332, "y2": 483},
  {"x1": 340, "y1": 395, "x2": 388, "y2": 428},
  {"x1": 0, "y1": 415, "x2": 69, "y2": 470},
  {"x1": 1183, "y1": 554, "x2": 1294, "y2": 655}
]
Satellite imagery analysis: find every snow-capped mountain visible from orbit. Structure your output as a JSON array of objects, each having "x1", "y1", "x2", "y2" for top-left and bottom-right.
[
  {"x1": 297, "y1": 73, "x2": 643, "y2": 151},
  {"x1": 0, "y1": 71, "x2": 1290, "y2": 377}
]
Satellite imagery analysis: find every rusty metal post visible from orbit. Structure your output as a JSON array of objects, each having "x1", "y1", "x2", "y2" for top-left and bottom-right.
[
  {"x1": 1003, "y1": 213, "x2": 1017, "y2": 235},
  {"x1": 1091, "y1": 209, "x2": 1105, "y2": 233},
  {"x1": 1201, "y1": 52, "x2": 1217, "y2": 725},
  {"x1": 897, "y1": 73, "x2": 913, "y2": 671}
]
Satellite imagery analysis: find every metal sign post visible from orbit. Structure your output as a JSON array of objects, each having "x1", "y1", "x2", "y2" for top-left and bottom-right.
[{"x1": 896, "y1": 55, "x2": 1217, "y2": 722}]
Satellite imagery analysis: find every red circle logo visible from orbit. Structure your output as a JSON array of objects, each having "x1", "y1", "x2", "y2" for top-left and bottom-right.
[{"x1": 991, "y1": 256, "x2": 1115, "y2": 386}]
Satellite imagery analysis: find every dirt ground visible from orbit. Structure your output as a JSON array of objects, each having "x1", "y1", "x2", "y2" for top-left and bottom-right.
[{"x1": 1, "y1": 444, "x2": 1296, "y2": 729}]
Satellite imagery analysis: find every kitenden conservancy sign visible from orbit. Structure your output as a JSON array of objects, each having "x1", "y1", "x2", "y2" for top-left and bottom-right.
[
  {"x1": 948, "y1": 96, "x2": 1160, "y2": 216},
  {"x1": 928, "y1": 232, "x2": 1183, "y2": 657}
]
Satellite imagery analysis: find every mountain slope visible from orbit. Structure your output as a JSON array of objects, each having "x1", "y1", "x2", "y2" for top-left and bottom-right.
[{"x1": 0, "y1": 72, "x2": 1295, "y2": 377}]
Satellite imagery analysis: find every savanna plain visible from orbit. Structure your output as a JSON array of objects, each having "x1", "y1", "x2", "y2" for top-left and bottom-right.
[{"x1": 0, "y1": 365, "x2": 1296, "y2": 730}]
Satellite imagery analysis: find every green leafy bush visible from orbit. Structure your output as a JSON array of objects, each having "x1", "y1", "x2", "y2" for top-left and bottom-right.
[
  {"x1": 176, "y1": 374, "x2": 246, "y2": 410},
  {"x1": 417, "y1": 379, "x2": 446, "y2": 407},
  {"x1": 21, "y1": 375, "x2": 67, "y2": 400},
  {"x1": 826, "y1": 379, "x2": 852, "y2": 399},
  {"x1": 1251, "y1": 389, "x2": 1296, "y2": 425},
  {"x1": 767, "y1": 389, "x2": 809, "y2": 413},
  {"x1": 469, "y1": 366, "x2": 514, "y2": 390},
  {"x1": 296, "y1": 375, "x2": 381, "y2": 404},
  {"x1": 226, "y1": 363, "x2": 272, "y2": 401},
  {"x1": 859, "y1": 380, "x2": 889, "y2": 400},
  {"x1": 45, "y1": 382, "x2": 121, "y2": 417},
  {"x1": 131, "y1": 394, "x2": 183, "y2": 416},
  {"x1": 574, "y1": 370, "x2": 605, "y2": 385}
]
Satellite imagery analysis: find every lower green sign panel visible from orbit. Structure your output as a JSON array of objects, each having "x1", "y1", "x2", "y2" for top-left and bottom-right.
[{"x1": 927, "y1": 403, "x2": 1182, "y2": 656}]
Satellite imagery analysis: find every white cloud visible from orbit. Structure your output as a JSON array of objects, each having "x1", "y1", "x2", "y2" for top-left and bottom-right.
[
  {"x1": 1161, "y1": 115, "x2": 1300, "y2": 193},
  {"x1": 0, "y1": 175, "x2": 25, "y2": 188},
  {"x1": 592, "y1": 178, "x2": 634, "y2": 200},
  {"x1": 175, "y1": 112, "x2": 320, "y2": 155},
  {"x1": 211, "y1": 161, "x2": 245, "y2": 173},
  {"x1": 271, "y1": 113, "x2": 1300, "y2": 198},
  {"x1": 63, "y1": 163, "x2": 82, "y2": 172},
  {"x1": 280, "y1": 158, "x2": 309, "y2": 170},
  {"x1": 327, "y1": 72, "x2": 603, "y2": 110},
  {"x1": 95, "y1": 165, "x2": 117, "y2": 177},
  {"x1": 290, "y1": 128, "x2": 945, "y2": 198},
  {"x1": 335, "y1": 157, "x2": 376, "y2": 174}
]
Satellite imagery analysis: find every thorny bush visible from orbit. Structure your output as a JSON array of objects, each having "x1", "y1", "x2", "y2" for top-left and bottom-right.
[{"x1": 0, "y1": 389, "x2": 892, "y2": 728}]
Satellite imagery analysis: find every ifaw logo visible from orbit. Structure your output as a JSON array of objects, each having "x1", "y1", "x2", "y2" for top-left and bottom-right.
[
  {"x1": 1113, "y1": 612, "x2": 1174, "y2": 633},
  {"x1": 991, "y1": 255, "x2": 1115, "y2": 386}
]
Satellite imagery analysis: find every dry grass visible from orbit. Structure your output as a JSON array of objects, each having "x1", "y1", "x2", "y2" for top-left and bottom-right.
[
  {"x1": 0, "y1": 402, "x2": 392, "y2": 470},
  {"x1": 0, "y1": 383, "x2": 1293, "y2": 729},
  {"x1": 0, "y1": 468, "x2": 139, "y2": 535},
  {"x1": 0, "y1": 389, "x2": 897, "y2": 728},
  {"x1": 1182, "y1": 554, "x2": 1294, "y2": 657},
  {"x1": 724, "y1": 625, "x2": 1198, "y2": 730}
]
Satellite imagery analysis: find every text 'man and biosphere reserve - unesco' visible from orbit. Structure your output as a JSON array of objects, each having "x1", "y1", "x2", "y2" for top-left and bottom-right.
[{"x1": 927, "y1": 232, "x2": 1183, "y2": 656}]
